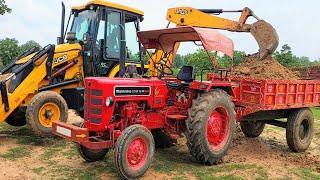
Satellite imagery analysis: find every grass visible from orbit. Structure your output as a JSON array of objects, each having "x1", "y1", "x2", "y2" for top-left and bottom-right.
[
  {"x1": 293, "y1": 168, "x2": 320, "y2": 179},
  {"x1": 0, "y1": 146, "x2": 30, "y2": 160}
]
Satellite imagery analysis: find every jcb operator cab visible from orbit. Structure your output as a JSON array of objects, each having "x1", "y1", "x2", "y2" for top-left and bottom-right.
[{"x1": 59, "y1": 0, "x2": 145, "y2": 77}]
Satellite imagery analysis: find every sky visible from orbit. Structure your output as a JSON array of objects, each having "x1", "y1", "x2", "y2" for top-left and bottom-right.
[{"x1": 0, "y1": 0, "x2": 319, "y2": 60}]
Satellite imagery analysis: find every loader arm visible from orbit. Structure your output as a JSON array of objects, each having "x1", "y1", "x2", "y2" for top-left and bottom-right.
[{"x1": 166, "y1": 7, "x2": 279, "y2": 60}]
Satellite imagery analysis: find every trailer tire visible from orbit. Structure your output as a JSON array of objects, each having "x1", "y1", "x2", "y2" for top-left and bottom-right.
[
  {"x1": 186, "y1": 89, "x2": 236, "y2": 165},
  {"x1": 240, "y1": 120, "x2": 265, "y2": 138},
  {"x1": 114, "y1": 125, "x2": 155, "y2": 180},
  {"x1": 152, "y1": 129, "x2": 176, "y2": 148},
  {"x1": 286, "y1": 108, "x2": 314, "y2": 152},
  {"x1": 5, "y1": 109, "x2": 26, "y2": 127},
  {"x1": 26, "y1": 91, "x2": 68, "y2": 137}
]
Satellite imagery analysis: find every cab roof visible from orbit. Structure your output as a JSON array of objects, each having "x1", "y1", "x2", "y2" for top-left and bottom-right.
[{"x1": 72, "y1": 0, "x2": 144, "y2": 16}]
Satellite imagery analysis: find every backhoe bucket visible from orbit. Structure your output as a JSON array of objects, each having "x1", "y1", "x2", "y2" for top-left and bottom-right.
[{"x1": 250, "y1": 20, "x2": 279, "y2": 60}]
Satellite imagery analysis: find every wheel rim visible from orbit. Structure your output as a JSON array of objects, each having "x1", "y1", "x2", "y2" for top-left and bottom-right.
[
  {"x1": 299, "y1": 119, "x2": 310, "y2": 141},
  {"x1": 126, "y1": 137, "x2": 148, "y2": 171},
  {"x1": 206, "y1": 107, "x2": 230, "y2": 151},
  {"x1": 38, "y1": 102, "x2": 60, "y2": 128}
]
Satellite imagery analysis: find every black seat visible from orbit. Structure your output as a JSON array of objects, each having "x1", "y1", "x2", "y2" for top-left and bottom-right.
[
  {"x1": 167, "y1": 66, "x2": 195, "y2": 90},
  {"x1": 177, "y1": 66, "x2": 195, "y2": 82}
]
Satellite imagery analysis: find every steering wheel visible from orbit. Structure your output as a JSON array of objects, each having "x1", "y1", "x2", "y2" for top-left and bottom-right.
[{"x1": 155, "y1": 60, "x2": 174, "y2": 77}]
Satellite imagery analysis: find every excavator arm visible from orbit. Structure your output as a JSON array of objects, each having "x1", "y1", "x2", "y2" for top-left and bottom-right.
[
  {"x1": 166, "y1": 7, "x2": 279, "y2": 59},
  {"x1": 146, "y1": 7, "x2": 279, "y2": 76}
]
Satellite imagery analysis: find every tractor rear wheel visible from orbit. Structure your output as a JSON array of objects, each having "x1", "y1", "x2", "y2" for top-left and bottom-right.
[
  {"x1": 286, "y1": 108, "x2": 314, "y2": 152},
  {"x1": 152, "y1": 129, "x2": 176, "y2": 148},
  {"x1": 240, "y1": 120, "x2": 265, "y2": 138},
  {"x1": 114, "y1": 125, "x2": 155, "y2": 180},
  {"x1": 186, "y1": 89, "x2": 236, "y2": 165},
  {"x1": 5, "y1": 109, "x2": 26, "y2": 127},
  {"x1": 26, "y1": 91, "x2": 68, "y2": 137}
]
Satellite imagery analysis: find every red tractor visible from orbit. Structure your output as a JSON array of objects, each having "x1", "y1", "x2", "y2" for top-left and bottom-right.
[
  {"x1": 53, "y1": 26, "x2": 236, "y2": 179},
  {"x1": 53, "y1": 26, "x2": 318, "y2": 179}
]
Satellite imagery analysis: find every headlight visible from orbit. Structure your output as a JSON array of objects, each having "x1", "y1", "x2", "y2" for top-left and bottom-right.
[{"x1": 105, "y1": 97, "x2": 114, "y2": 107}]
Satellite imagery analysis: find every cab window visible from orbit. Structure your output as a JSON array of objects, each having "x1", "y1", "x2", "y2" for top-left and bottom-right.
[
  {"x1": 125, "y1": 14, "x2": 140, "y2": 61},
  {"x1": 106, "y1": 11, "x2": 121, "y2": 59}
]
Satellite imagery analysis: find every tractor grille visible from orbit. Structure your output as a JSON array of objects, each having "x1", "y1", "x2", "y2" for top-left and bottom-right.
[{"x1": 84, "y1": 89, "x2": 103, "y2": 124}]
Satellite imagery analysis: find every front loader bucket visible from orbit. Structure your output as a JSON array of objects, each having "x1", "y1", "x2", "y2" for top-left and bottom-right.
[{"x1": 250, "y1": 20, "x2": 279, "y2": 60}]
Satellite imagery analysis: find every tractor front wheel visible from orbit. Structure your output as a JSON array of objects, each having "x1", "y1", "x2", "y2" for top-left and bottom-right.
[
  {"x1": 114, "y1": 125, "x2": 155, "y2": 180},
  {"x1": 240, "y1": 120, "x2": 265, "y2": 138},
  {"x1": 186, "y1": 89, "x2": 236, "y2": 165},
  {"x1": 26, "y1": 91, "x2": 68, "y2": 137},
  {"x1": 286, "y1": 108, "x2": 314, "y2": 152}
]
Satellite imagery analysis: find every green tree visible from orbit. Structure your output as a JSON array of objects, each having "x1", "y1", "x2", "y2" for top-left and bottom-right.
[
  {"x1": 0, "y1": 38, "x2": 19, "y2": 67},
  {"x1": 185, "y1": 49, "x2": 213, "y2": 75},
  {"x1": 0, "y1": 0, "x2": 11, "y2": 15},
  {"x1": 172, "y1": 54, "x2": 186, "y2": 68},
  {"x1": 19, "y1": 40, "x2": 41, "y2": 54},
  {"x1": 274, "y1": 44, "x2": 299, "y2": 68}
]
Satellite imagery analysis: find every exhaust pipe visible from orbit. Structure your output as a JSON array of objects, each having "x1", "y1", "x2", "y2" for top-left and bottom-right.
[{"x1": 58, "y1": 1, "x2": 66, "y2": 44}]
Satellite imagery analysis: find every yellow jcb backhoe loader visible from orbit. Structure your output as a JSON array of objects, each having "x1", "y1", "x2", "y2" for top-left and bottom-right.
[
  {"x1": 0, "y1": 0, "x2": 149, "y2": 137},
  {"x1": 148, "y1": 7, "x2": 279, "y2": 75}
]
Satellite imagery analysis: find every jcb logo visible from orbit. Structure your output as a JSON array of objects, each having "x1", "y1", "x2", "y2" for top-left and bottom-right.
[
  {"x1": 175, "y1": 8, "x2": 190, "y2": 15},
  {"x1": 54, "y1": 55, "x2": 68, "y2": 64}
]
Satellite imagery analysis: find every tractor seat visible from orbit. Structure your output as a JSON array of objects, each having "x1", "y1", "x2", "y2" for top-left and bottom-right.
[
  {"x1": 177, "y1": 66, "x2": 195, "y2": 83},
  {"x1": 167, "y1": 66, "x2": 195, "y2": 89}
]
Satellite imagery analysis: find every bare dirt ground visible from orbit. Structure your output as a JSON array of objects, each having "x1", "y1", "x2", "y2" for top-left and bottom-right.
[{"x1": 0, "y1": 110, "x2": 319, "y2": 179}]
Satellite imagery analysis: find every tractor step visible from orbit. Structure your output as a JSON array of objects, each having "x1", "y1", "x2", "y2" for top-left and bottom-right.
[{"x1": 166, "y1": 114, "x2": 187, "y2": 121}]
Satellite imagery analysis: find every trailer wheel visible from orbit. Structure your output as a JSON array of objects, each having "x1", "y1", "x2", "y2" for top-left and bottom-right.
[
  {"x1": 5, "y1": 109, "x2": 26, "y2": 127},
  {"x1": 114, "y1": 125, "x2": 155, "y2": 180},
  {"x1": 186, "y1": 89, "x2": 236, "y2": 165},
  {"x1": 152, "y1": 129, "x2": 176, "y2": 148},
  {"x1": 26, "y1": 91, "x2": 68, "y2": 137},
  {"x1": 240, "y1": 120, "x2": 265, "y2": 138},
  {"x1": 286, "y1": 108, "x2": 314, "y2": 152}
]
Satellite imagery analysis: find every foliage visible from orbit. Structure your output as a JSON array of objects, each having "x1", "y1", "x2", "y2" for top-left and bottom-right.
[
  {"x1": 19, "y1": 40, "x2": 41, "y2": 54},
  {"x1": 0, "y1": 0, "x2": 11, "y2": 15},
  {"x1": 274, "y1": 44, "x2": 318, "y2": 68},
  {"x1": 0, "y1": 38, "x2": 42, "y2": 68},
  {"x1": 0, "y1": 38, "x2": 19, "y2": 67},
  {"x1": 185, "y1": 49, "x2": 213, "y2": 75}
]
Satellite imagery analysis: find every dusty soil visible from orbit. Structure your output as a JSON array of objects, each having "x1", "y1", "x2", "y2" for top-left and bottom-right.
[
  {"x1": 233, "y1": 55, "x2": 300, "y2": 80},
  {"x1": 0, "y1": 112, "x2": 319, "y2": 179}
]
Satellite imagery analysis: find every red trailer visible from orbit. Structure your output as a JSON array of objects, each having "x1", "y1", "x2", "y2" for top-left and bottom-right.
[{"x1": 52, "y1": 27, "x2": 316, "y2": 179}]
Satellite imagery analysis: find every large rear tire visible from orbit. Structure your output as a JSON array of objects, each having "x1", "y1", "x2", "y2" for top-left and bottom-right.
[
  {"x1": 114, "y1": 125, "x2": 155, "y2": 180},
  {"x1": 240, "y1": 120, "x2": 265, "y2": 138},
  {"x1": 5, "y1": 109, "x2": 26, "y2": 127},
  {"x1": 26, "y1": 91, "x2": 68, "y2": 137},
  {"x1": 186, "y1": 89, "x2": 236, "y2": 165},
  {"x1": 286, "y1": 108, "x2": 314, "y2": 152}
]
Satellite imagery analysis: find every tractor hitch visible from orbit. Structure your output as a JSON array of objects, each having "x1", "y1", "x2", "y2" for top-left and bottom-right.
[{"x1": 52, "y1": 121, "x2": 113, "y2": 150}]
